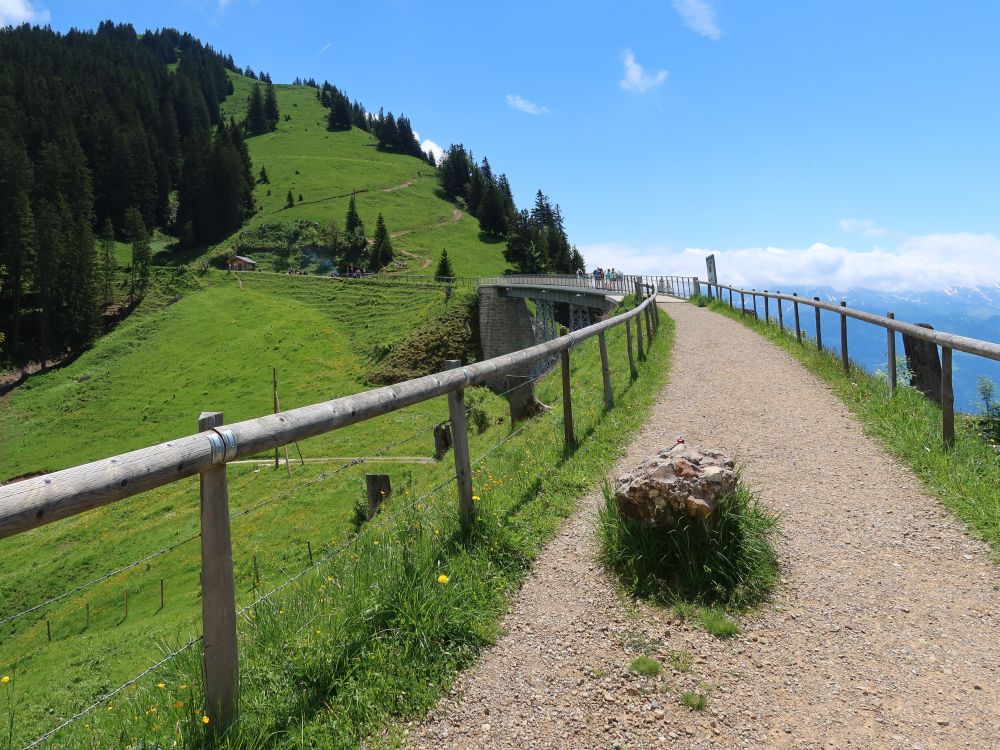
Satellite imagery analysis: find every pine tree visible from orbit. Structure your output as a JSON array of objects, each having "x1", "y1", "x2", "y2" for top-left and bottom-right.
[
  {"x1": 245, "y1": 83, "x2": 269, "y2": 135},
  {"x1": 258, "y1": 166, "x2": 269, "y2": 183},
  {"x1": 434, "y1": 249, "x2": 454, "y2": 281},
  {"x1": 342, "y1": 194, "x2": 368, "y2": 266},
  {"x1": 286, "y1": 189, "x2": 295, "y2": 209},
  {"x1": 369, "y1": 213, "x2": 393, "y2": 271},
  {"x1": 125, "y1": 206, "x2": 151, "y2": 302},
  {"x1": 264, "y1": 81, "x2": 279, "y2": 129},
  {"x1": 478, "y1": 181, "x2": 507, "y2": 236},
  {"x1": 344, "y1": 193, "x2": 364, "y2": 234},
  {"x1": 99, "y1": 217, "x2": 116, "y2": 307}
]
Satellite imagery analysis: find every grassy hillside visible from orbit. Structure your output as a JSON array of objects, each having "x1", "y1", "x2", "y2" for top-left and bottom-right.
[{"x1": 206, "y1": 75, "x2": 509, "y2": 278}]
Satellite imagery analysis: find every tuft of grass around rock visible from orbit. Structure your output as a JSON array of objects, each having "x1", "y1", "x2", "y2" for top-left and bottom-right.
[
  {"x1": 597, "y1": 480, "x2": 779, "y2": 616},
  {"x1": 629, "y1": 655, "x2": 663, "y2": 677}
]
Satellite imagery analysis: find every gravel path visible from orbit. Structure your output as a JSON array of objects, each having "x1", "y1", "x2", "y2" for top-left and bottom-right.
[{"x1": 408, "y1": 299, "x2": 1000, "y2": 750}]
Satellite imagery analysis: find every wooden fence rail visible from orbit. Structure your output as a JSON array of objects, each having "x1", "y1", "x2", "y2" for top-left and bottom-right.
[
  {"x1": 0, "y1": 276, "x2": 664, "y2": 734},
  {"x1": 694, "y1": 280, "x2": 1000, "y2": 448}
]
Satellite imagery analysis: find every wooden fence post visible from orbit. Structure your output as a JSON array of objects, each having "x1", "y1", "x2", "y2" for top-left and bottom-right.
[
  {"x1": 729, "y1": 287, "x2": 734, "y2": 308},
  {"x1": 559, "y1": 328, "x2": 575, "y2": 448},
  {"x1": 793, "y1": 293, "x2": 802, "y2": 343},
  {"x1": 645, "y1": 304, "x2": 654, "y2": 346},
  {"x1": 635, "y1": 306, "x2": 645, "y2": 360},
  {"x1": 942, "y1": 347, "x2": 955, "y2": 448},
  {"x1": 444, "y1": 361, "x2": 475, "y2": 536},
  {"x1": 598, "y1": 331, "x2": 614, "y2": 409},
  {"x1": 365, "y1": 474, "x2": 392, "y2": 519},
  {"x1": 198, "y1": 411, "x2": 239, "y2": 732},
  {"x1": 840, "y1": 301, "x2": 849, "y2": 372},
  {"x1": 751, "y1": 291, "x2": 758, "y2": 319},
  {"x1": 740, "y1": 290, "x2": 745, "y2": 314},
  {"x1": 764, "y1": 292, "x2": 769, "y2": 324},
  {"x1": 777, "y1": 292, "x2": 783, "y2": 332},
  {"x1": 887, "y1": 312, "x2": 897, "y2": 396},
  {"x1": 625, "y1": 313, "x2": 637, "y2": 378},
  {"x1": 813, "y1": 297, "x2": 823, "y2": 350}
]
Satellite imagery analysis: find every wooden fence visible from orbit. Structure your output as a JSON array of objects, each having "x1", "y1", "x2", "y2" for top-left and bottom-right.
[
  {"x1": 694, "y1": 280, "x2": 1000, "y2": 447},
  {"x1": 0, "y1": 276, "x2": 663, "y2": 735}
]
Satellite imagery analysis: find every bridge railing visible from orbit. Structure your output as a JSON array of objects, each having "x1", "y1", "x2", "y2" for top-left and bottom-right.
[
  {"x1": 695, "y1": 280, "x2": 1000, "y2": 447},
  {"x1": 0, "y1": 284, "x2": 663, "y2": 740}
]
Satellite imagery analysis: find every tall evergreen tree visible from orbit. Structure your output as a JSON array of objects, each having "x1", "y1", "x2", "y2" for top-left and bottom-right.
[
  {"x1": 434, "y1": 249, "x2": 454, "y2": 281},
  {"x1": 264, "y1": 80, "x2": 279, "y2": 129},
  {"x1": 99, "y1": 217, "x2": 116, "y2": 308},
  {"x1": 245, "y1": 83, "x2": 269, "y2": 135},
  {"x1": 125, "y1": 206, "x2": 151, "y2": 303},
  {"x1": 369, "y1": 213, "x2": 393, "y2": 271}
]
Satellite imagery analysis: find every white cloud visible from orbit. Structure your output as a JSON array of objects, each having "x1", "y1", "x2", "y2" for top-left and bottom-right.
[
  {"x1": 421, "y1": 139, "x2": 445, "y2": 163},
  {"x1": 0, "y1": 0, "x2": 50, "y2": 25},
  {"x1": 217, "y1": 0, "x2": 233, "y2": 9},
  {"x1": 671, "y1": 0, "x2": 721, "y2": 40},
  {"x1": 506, "y1": 94, "x2": 549, "y2": 115},
  {"x1": 619, "y1": 50, "x2": 668, "y2": 94},
  {"x1": 839, "y1": 218, "x2": 889, "y2": 238},
  {"x1": 317, "y1": 41, "x2": 332, "y2": 56},
  {"x1": 578, "y1": 233, "x2": 1000, "y2": 292}
]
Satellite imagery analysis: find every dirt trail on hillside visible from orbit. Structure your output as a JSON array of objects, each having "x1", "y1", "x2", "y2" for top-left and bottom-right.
[{"x1": 408, "y1": 298, "x2": 1000, "y2": 749}]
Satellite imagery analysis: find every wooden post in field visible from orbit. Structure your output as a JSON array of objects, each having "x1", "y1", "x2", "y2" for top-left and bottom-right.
[
  {"x1": 635, "y1": 306, "x2": 645, "y2": 360},
  {"x1": 729, "y1": 287, "x2": 734, "y2": 308},
  {"x1": 365, "y1": 474, "x2": 392, "y2": 520},
  {"x1": 198, "y1": 411, "x2": 239, "y2": 732},
  {"x1": 625, "y1": 313, "x2": 637, "y2": 378},
  {"x1": 252, "y1": 555, "x2": 260, "y2": 586},
  {"x1": 273, "y1": 369, "x2": 292, "y2": 477},
  {"x1": 942, "y1": 347, "x2": 955, "y2": 448},
  {"x1": 751, "y1": 291, "x2": 758, "y2": 319},
  {"x1": 645, "y1": 304, "x2": 654, "y2": 346},
  {"x1": 46, "y1": 619, "x2": 51, "y2": 642},
  {"x1": 444, "y1": 361, "x2": 475, "y2": 536},
  {"x1": 840, "y1": 301, "x2": 849, "y2": 372},
  {"x1": 740, "y1": 290, "x2": 745, "y2": 314},
  {"x1": 598, "y1": 331, "x2": 613, "y2": 409},
  {"x1": 764, "y1": 292, "x2": 769, "y2": 324},
  {"x1": 813, "y1": 297, "x2": 823, "y2": 350},
  {"x1": 777, "y1": 292, "x2": 784, "y2": 332},
  {"x1": 559, "y1": 327, "x2": 575, "y2": 448},
  {"x1": 306, "y1": 541, "x2": 313, "y2": 565},
  {"x1": 793, "y1": 293, "x2": 802, "y2": 343},
  {"x1": 887, "y1": 312, "x2": 897, "y2": 396}
]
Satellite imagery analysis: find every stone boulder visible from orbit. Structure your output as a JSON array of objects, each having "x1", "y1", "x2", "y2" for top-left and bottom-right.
[{"x1": 614, "y1": 441, "x2": 736, "y2": 527}]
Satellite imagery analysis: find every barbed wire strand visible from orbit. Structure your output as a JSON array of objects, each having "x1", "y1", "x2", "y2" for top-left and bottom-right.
[{"x1": 19, "y1": 637, "x2": 202, "y2": 750}]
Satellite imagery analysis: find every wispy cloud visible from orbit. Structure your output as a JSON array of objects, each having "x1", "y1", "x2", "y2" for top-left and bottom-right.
[
  {"x1": 0, "y1": 0, "x2": 50, "y2": 25},
  {"x1": 217, "y1": 0, "x2": 234, "y2": 10},
  {"x1": 506, "y1": 94, "x2": 549, "y2": 115},
  {"x1": 619, "y1": 50, "x2": 668, "y2": 94},
  {"x1": 578, "y1": 233, "x2": 1000, "y2": 292},
  {"x1": 317, "y1": 41, "x2": 332, "y2": 56},
  {"x1": 671, "y1": 0, "x2": 721, "y2": 40},
  {"x1": 839, "y1": 218, "x2": 890, "y2": 238}
]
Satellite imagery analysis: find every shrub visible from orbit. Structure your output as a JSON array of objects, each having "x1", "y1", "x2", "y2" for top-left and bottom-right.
[{"x1": 597, "y1": 479, "x2": 778, "y2": 609}]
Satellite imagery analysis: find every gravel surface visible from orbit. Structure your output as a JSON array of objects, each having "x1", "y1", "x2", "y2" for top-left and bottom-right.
[{"x1": 408, "y1": 299, "x2": 1000, "y2": 749}]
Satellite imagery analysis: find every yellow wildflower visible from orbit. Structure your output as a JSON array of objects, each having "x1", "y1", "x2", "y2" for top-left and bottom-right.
[
  {"x1": 1, "y1": 676, "x2": 9, "y2": 684},
  {"x1": 373, "y1": 540, "x2": 380, "y2": 545},
  {"x1": 180, "y1": 684, "x2": 188, "y2": 689},
  {"x1": 472, "y1": 495, "x2": 480, "y2": 501},
  {"x1": 157, "y1": 682, "x2": 165, "y2": 689},
  {"x1": 202, "y1": 715, "x2": 210, "y2": 725},
  {"x1": 437, "y1": 574, "x2": 449, "y2": 585}
]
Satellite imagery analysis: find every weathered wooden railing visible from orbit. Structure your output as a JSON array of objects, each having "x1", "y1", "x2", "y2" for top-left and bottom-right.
[
  {"x1": 694, "y1": 280, "x2": 1000, "y2": 447},
  {"x1": 0, "y1": 281, "x2": 662, "y2": 734}
]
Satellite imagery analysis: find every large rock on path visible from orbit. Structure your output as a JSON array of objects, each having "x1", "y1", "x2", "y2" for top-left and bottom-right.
[{"x1": 614, "y1": 441, "x2": 736, "y2": 527}]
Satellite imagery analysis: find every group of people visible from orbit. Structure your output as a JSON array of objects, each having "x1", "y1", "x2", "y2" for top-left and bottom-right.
[{"x1": 576, "y1": 267, "x2": 622, "y2": 283}]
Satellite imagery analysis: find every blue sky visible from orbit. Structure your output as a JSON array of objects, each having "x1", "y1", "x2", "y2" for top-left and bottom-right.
[{"x1": 5, "y1": 0, "x2": 1000, "y2": 291}]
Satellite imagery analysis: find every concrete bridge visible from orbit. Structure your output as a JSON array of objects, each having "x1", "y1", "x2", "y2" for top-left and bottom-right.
[{"x1": 475, "y1": 274, "x2": 693, "y2": 418}]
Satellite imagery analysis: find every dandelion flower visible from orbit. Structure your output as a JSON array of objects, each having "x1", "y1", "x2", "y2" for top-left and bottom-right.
[
  {"x1": 1, "y1": 676, "x2": 9, "y2": 684},
  {"x1": 373, "y1": 540, "x2": 380, "y2": 545},
  {"x1": 472, "y1": 495, "x2": 480, "y2": 501},
  {"x1": 157, "y1": 682, "x2": 166, "y2": 689},
  {"x1": 202, "y1": 715, "x2": 210, "y2": 725},
  {"x1": 437, "y1": 574, "x2": 449, "y2": 585},
  {"x1": 180, "y1": 684, "x2": 188, "y2": 689}
]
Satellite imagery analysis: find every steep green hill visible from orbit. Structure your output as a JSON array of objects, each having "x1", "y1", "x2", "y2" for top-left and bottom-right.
[{"x1": 198, "y1": 74, "x2": 510, "y2": 278}]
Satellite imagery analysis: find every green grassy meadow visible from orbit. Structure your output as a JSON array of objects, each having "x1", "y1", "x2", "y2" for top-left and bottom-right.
[{"x1": 0, "y1": 301, "x2": 672, "y2": 748}]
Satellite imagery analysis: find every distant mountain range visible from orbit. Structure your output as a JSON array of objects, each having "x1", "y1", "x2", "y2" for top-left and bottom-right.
[{"x1": 759, "y1": 284, "x2": 1000, "y2": 414}]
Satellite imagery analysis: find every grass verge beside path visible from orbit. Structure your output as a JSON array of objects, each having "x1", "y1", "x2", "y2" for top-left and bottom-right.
[
  {"x1": 47, "y1": 305, "x2": 673, "y2": 749},
  {"x1": 695, "y1": 296, "x2": 1000, "y2": 560}
]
